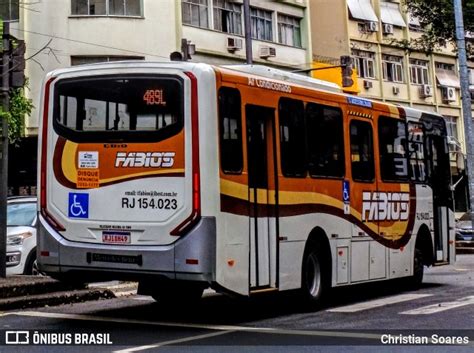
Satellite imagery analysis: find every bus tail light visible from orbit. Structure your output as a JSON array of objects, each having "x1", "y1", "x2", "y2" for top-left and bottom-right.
[
  {"x1": 170, "y1": 72, "x2": 201, "y2": 236},
  {"x1": 40, "y1": 77, "x2": 65, "y2": 232}
]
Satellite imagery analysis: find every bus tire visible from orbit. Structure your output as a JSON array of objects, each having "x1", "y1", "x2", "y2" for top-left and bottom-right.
[
  {"x1": 410, "y1": 248, "x2": 424, "y2": 287},
  {"x1": 151, "y1": 281, "x2": 204, "y2": 305},
  {"x1": 301, "y1": 246, "x2": 327, "y2": 307}
]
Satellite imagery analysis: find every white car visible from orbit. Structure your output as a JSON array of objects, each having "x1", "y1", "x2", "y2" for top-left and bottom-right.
[{"x1": 6, "y1": 196, "x2": 39, "y2": 275}]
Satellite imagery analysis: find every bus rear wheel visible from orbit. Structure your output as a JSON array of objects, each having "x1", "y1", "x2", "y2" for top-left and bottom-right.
[
  {"x1": 410, "y1": 248, "x2": 424, "y2": 287},
  {"x1": 301, "y1": 246, "x2": 327, "y2": 307}
]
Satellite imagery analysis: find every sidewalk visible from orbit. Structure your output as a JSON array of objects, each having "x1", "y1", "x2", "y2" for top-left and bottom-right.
[{"x1": 0, "y1": 275, "x2": 117, "y2": 311}]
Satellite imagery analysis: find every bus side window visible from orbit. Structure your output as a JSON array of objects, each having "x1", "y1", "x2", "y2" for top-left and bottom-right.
[
  {"x1": 218, "y1": 87, "x2": 243, "y2": 174},
  {"x1": 350, "y1": 120, "x2": 375, "y2": 182},
  {"x1": 306, "y1": 103, "x2": 345, "y2": 178},
  {"x1": 378, "y1": 117, "x2": 408, "y2": 182},
  {"x1": 279, "y1": 98, "x2": 306, "y2": 177},
  {"x1": 407, "y1": 122, "x2": 427, "y2": 182}
]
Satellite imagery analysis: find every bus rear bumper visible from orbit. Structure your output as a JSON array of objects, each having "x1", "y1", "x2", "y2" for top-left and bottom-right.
[{"x1": 37, "y1": 216, "x2": 216, "y2": 283}]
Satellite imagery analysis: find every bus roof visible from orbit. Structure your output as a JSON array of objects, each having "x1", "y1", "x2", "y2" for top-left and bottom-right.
[
  {"x1": 45, "y1": 60, "x2": 445, "y2": 124},
  {"x1": 222, "y1": 64, "x2": 342, "y2": 93}
]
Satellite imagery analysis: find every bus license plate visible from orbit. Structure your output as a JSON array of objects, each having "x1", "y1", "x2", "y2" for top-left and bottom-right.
[{"x1": 102, "y1": 231, "x2": 131, "y2": 244}]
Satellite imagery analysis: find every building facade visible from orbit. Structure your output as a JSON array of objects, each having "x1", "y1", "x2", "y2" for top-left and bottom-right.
[{"x1": 310, "y1": 0, "x2": 474, "y2": 212}]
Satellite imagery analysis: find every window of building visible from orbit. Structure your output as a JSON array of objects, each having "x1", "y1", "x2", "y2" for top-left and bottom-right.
[
  {"x1": 444, "y1": 115, "x2": 459, "y2": 153},
  {"x1": 0, "y1": 0, "x2": 19, "y2": 21},
  {"x1": 306, "y1": 103, "x2": 344, "y2": 178},
  {"x1": 213, "y1": 0, "x2": 242, "y2": 34},
  {"x1": 279, "y1": 98, "x2": 306, "y2": 177},
  {"x1": 278, "y1": 14, "x2": 301, "y2": 47},
  {"x1": 407, "y1": 122, "x2": 427, "y2": 182},
  {"x1": 350, "y1": 120, "x2": 374, "y2": 182},
  {"x1": 218, "y1": 87, "x2": 243, "y2": 174},
  {"x1": 444, "y1": 116, "x2": 458, "y2": 141},
  {"x1": 408, "y1": 12, "x2": 422, "y2": 31},
  {"x1": 410, "y1": 59, "x2": 429, "y2": 85},
  {"x1": 352, "y1": 50, "x2": 376, "y2": 79},
  {"x1": 468, "y1": 68, "x2": 474, "y2": 85},
  {"x1": 71, "y1": 56, "x2": 144, "y2": 66},
  {"x1": 250, "y1": 7, "x2": 273, "y2": 41},
  {"x1": 71, "y1": 0, "x2": 141, "y2": 16},
  {"x1": 378, "y1": 117, "x2": 408, "y2": 181},
  {"x1": 435, "y1": 62, "x2": 455, "y2": 71},
  {"x1": 382, "y1": 54, "x2": 404, "y2": 83},
  {"x1": 435, "y1": 63, "x2": 461, "y2": 88},
  {"x1": 182, "y1": 0, "x2": 209, "y2": 28}
]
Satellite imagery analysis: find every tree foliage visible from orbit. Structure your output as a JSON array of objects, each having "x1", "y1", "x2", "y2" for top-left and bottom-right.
[
  {"x1": 0, "y1": 82, "x2": 34, "y2": 145},
  {"x1": 402, "y1": 0, "x2": 474, "y2": 54}
]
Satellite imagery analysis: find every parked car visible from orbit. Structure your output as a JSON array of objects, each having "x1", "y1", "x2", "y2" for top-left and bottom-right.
[
  {"x1": 6, "y1": 196, "x2": 39, "y2": 275},
  {"x1": 455, "y1": 212, "x2": 474, "y2": 253}
]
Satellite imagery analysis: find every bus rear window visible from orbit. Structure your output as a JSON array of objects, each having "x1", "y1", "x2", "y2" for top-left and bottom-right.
[{"x1": 53, "y1": 75, "x2": 183, "y2": 142}]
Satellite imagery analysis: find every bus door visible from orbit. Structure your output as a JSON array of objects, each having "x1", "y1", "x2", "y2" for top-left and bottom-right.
[
  {"x1": 348, "y1": 118, "x2": 379, "y2": 282},
  {"x1": 245, "y1": 105, "x2": 278, "y2": 290},
  {"x1": 426, "y1": 133, "x2": 452, "y2": 263}
]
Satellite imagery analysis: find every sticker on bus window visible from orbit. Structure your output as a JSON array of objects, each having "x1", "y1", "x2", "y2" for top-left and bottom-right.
[
  {"x1": 78, "y1": 151, "x2": 99, "y2": 169},
  {"x1": 68, "y1": 193, "x2": 89, "y2": 219}
]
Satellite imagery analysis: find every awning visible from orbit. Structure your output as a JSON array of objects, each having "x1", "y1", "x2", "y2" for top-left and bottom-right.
[
  {"x1": 347, "y1": 0, "x2": 378, "y2": 22},
  {"x1": 408, "y1": 13, "x2": 421, "y2": 27},
  {"x1": 380, "y1": 2, "x2": 406, "y2": 27},
  {"x1": 436, "y1": 69, "x2": 461, "y2": 88}
]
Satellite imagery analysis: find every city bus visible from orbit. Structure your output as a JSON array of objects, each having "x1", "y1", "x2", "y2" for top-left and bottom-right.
[{"x1": 37, "y1": 61, "x2": 455, "y2": 304}]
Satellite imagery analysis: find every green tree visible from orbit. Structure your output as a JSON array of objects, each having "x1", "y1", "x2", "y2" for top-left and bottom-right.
[
  {"x1": 0, "y1": 82, "x2": 34, "y2": 145},
  {"x1": 402, "y1": 0, "x2": 474, "y2": 54}
]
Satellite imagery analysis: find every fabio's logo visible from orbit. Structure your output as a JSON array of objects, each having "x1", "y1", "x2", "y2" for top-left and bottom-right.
[
  {"x1": 115, "y1": 152, "x2": 175, "y2": 168},
  {"x1": 362, "y1": 191, "x2": 409, "y2": 222}
]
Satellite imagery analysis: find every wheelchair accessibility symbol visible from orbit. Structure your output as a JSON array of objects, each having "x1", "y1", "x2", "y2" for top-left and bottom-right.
[
  {"x1": 343, "y1": 180, "x2": 350, "y2": 203},
  {"x1": 343, "y1": 180, "x2": 350, "y2": 215},
  {"x1": 68, "y1": 193, "x2": 89, "y2": 219}
]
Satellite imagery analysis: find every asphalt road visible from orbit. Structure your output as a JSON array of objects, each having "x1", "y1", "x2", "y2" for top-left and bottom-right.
[{"x1": 0, "y1": 255, "x2": 473, "y2": 353}]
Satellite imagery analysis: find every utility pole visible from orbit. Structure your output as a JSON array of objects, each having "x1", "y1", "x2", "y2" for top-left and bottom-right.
[
  {"x1": 453, "y1": 0, "x2": 474, "y2": 226},
  {"x1": 243, "y1": 0, "x2": 252, "y2": 64},
  {"x1": 0, "y1": 21, "x2": 10, "y2": 278}
]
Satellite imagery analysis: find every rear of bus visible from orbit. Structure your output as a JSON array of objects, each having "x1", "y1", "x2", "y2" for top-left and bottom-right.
[{"x1": 37, "y1": 62, "x2": 215, "y2": 288}]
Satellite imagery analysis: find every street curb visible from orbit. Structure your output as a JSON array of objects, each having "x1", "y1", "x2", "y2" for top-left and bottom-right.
[
  {"x1": 0, "y1": 288, "x2": 116, "y2": 310},
  {"x1": 0, "y1": 278, "x2": 79, "y2": 299}
]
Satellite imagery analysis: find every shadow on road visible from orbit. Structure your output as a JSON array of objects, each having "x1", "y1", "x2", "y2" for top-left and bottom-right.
[{"x1": 88, "y1": 279, "x2": 445, "y2": 326}]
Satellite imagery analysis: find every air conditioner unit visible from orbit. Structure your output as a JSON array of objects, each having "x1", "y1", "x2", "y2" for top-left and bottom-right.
[
  {"x1": 392, "y1": 86, "x2": 400, "y2": 94},
  {"x1": 259, "y1": 46, "x2": 276, "y2": 58},
  {"x1": 419, "y1": 84, "x2": 433, "y2": 98},
  {"x1": 442, "y1": 86, "x2": 456, "y2": 102},
  {"x1": 366, "y1": 21, "x2": 378, "y2": 32},
  {"x1": 383, "y1": 23, "x2": 394, "y2": 35},
  {"x1": 363, "y1": 80, "x2": 373, "y2": 89},
  {"x1": 227, "y1": 37, "x2": 243, "y2": 51}
]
